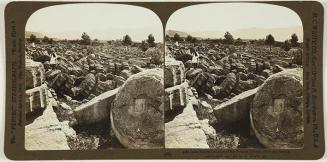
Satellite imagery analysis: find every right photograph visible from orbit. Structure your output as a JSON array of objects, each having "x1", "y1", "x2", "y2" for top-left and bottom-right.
[{"x1": 164, "y1": 3, "x2": 303, "y2": 149}]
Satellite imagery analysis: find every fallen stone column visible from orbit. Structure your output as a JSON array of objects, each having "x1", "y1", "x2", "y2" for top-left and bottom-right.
[
  {"x1": 164, "y1": 82, "x2": 188, "y2": 112},
  {"x1": 250, "y1": 68, "x2": 303, "y2": 149},
  {"x1": 73, "y1": 88, "x2": 119, "y2": 125},
  {"x1": 164, "y1": 58, "x2": 185, "y2": 88},
  {"x1": 25, "y1": 59, "x2": 45, "y2": 89},
  {"x1": 25, "y1": 60, "x2": 45, "y2": 89},
  {"x1": 212, "y1": 87, "x2": 258, "y2": 126},
  {"x1": 212, "y1": 72, "x2": 237, "y2": 99},
  {"x1": 71, "y1": 73, "x2": 96, "y2": 100},
  {"x1": 114, "y1": 62, "x2": 122, "y2": 75},
  {"x1": 107, "y1": 62, "x2": 115, "y2": 74},
  {"x1": 164, "y1": 58, "x2": 188, "y2": 112},
  {"x1": 25, "y1": 84, "x2": 48, "y2": 114},
  {"x1": 111, "y1": 68, "x2": 164, "y2": 149}
]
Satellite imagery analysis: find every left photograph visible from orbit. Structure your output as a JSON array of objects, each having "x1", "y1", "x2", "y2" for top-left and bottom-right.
[{"x1": 24, "y1": 3, "x2": 164, "y2": 150}]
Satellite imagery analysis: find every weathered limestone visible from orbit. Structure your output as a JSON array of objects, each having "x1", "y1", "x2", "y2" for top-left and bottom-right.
[
  {"x1": 164, "y1": 58, "x2": 185, "y2": 88},
  {"x1": 107, "y1": 62, "x2": 116, "y2": 74},
  {"x1": 25, "y1": 84, "x2": 48, "y2": 114},
  {"x1": 213, "y1": 87, "x2": 258, "y2": 126},
  {"x1": 74, "y1": 88, "x2": 119, "y2": 125},
  {"x1": 71, "y1": 73, "x2": 96, "y2": 100},
  {"x1": 164, "y1": 82, "x2": 188, "y2": 112},
  {"x1": 111, "y1": 68, "x2": 164, "y2": 149},
  {"x1": 25, "y1": 104, "x2": 73, "y2": 150},
  {"x1": 106, "y1": 62, "x2": 129, "y2": 75},
  {"x1": 212, "y1": 72, "x2": 237, "y2": 98},
  {"x1": 165, "y1": 92, "x2": 209, "y2": 148},
  {"x1": 250, "y1": 68, "x2": 303, "y2": 149},
  {"x1": 94, "y1": 80, "x2": 115, "y2": 95},
  {"x1": 48, "y1": 72, "x2": 75, "y2": 97},
  {"x1": 25, "y1": 59, "x2": 45, "y2": 89},
  {"x1": 25, "y1": 60, "x2": 48, "y2": 114},
  {"x1": 113, "y1": 75, "x2": 126, "y2": 87},
  {"x1": 185, "y1": 68, "x2": 203, "y2": 80},
  {"x1": 164, "y1": 58, "x2": 188, "y2": 112},
  {"x1": 119, "y1": 69, "x2": 132, "y2": 80}
]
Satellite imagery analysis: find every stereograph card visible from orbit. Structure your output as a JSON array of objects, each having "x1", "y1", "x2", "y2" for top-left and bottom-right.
[{"x1": 3, "y1": 0, "x2": 325, "y2": 160}]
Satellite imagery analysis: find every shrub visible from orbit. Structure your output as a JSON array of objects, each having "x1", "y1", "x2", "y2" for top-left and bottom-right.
[
  {"x1": 291, "y1": 33, "x2": 299, "y2": 47},
  {"x1": 81, "y1": 32, "x2": 91, "y2": 45},
  {"x1": 140, "y1": 40, "x2": 149, "y2": 52},
  {"x1": 224, "y1": 32, "x2": 234, "y2": 44},
  {"x1": 123, "y1": 34, "x2": 132, "y2": 46},
  {"x1": 147, "y1": 34, "x2": 156, "y2": 47}
]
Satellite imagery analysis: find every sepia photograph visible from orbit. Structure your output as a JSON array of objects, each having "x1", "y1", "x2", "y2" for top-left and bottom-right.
[
  {"x1": 164, "y1": 3, "x2": 304, "y2": 149},
  {"x1": 24, "y1": 3, "x2": 164, "y2": 150},
  {"x1": 3, "y1": 0, "x2": 326, "y2": 160}
]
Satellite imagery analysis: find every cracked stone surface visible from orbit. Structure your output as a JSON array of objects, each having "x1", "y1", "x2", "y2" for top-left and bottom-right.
[
  {"x1": 165, "y1": 95, "x2": 209, "y2": 148},
  {"x1": 25, "y1": 103, "x2": 74, "y2": 150}
]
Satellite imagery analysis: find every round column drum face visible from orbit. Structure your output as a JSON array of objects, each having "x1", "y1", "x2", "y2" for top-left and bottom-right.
[
  {"x1": 251, "y1": 68, "x2": 303, "y2": 149},
  {"x1": 111, "y1": 68, "x2": 164, "y2": 148}
]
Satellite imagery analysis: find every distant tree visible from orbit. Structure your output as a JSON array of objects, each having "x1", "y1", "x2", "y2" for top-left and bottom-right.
[
  {"x1": 29, "y1": 34, "x2": 37, "y2": 43},
  {"x1": 291, "y1": 33, "x2": 299, "y2": 47},
  {"x1": 147, "y1": 34, "x2": 156, "y2": 47},
  {"x1": 235, "y1": 38, "x2": 244, "y2": 45},
  {"x1": 173, "y1": 33, "x2": 181, "y2": 42},
  {"x1": 186, "y1": 35, "x2": 193, "y2": 42},
  {"x1": 282, "y1": 40, "x2": 291, "y2": 51},
  {"x1": 42, "y1": 36, "x2": 49, "y2": 43},
  {"x1": 265, "y1": 34, "x2": 275, "y2": 51},
  {"x1": 123, "y1": 34, "x2": 132, "y2": 45},
  {"x1": 48, "y1": 38, "x2": 54, "y2": 44},
  {"x1": 191, "y1": 37, "x2": 198, "y2": 43},
  {"x1": 81, "y1": 32, "x2": 91, "y2": 45},
  {"x1": 140, "y1": 40, "x2": 149, "y2": 52},
  {"x1": 224, "y1": 32, "x2": 234, "y2": 44},
  {"x1": 92, "y1": 38, "x2": 101, "y2": 46}
]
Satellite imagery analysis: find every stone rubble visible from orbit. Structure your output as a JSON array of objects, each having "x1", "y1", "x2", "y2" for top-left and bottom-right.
[
  {"x1": 25, "y1": 41, "x2": 164, "y2": 149},
  {"x1": 165, "y1": 40, "x2": 303, "y2": 149}
]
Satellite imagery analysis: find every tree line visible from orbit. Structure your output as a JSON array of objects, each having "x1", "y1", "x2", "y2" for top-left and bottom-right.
[
  {"x1": 27, "y1": 32, "x2": 157, "y2": 51},
  {"x1": 167, "y1": 32, "x2": 300, "y2": 51}
]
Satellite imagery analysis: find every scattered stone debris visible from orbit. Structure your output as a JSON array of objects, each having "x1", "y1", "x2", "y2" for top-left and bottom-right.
[
  {"x1": 25, "y1": 41, "x2": 164, "y2": 150},
  {"x1": 25, "y1": 37, "x2": 304, "y2": 150},
  {"x1": 165, "y1": 40, "x2": 303, "y2": 149},
  {"x1": 60, "y1": 102, "x2": 72, "y2": 111}
]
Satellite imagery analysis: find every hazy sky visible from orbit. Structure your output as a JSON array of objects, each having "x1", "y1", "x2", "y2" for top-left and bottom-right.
[
  {"x1": 26, "y1": 3, "x2": 163, "y2": 42},
  {"x1": 167, "y1": 3, "x2": 303, "y2": 40},
  {"x1": 26, "y1": 3, "x2": 303, "y2": 42}
]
